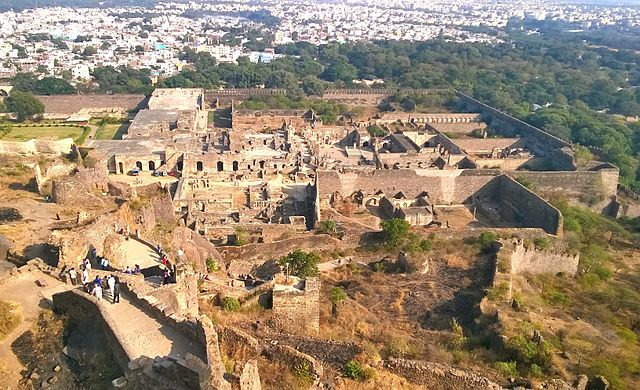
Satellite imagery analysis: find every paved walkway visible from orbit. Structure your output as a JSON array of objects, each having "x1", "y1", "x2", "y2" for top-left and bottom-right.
[
  {"x1": 120, "y1": 238, "x2": 161, "y2": 269},
  {"x1": 99, "y1": 291, "x2": 206, "y2": 361}
]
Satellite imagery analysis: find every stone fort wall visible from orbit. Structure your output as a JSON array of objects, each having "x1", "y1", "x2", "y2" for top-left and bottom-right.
[
  {"x1": 456, "y1": 91, "x2": 573, "y2": 158},
  {"x1": 505, "y1": 239, "x2": 579, "y2": 276},
  {"x1": 318, "y1": 167, "x2": 618, "y2": 214},
  {"x1": 0, "y1": 138, "x2": 74, "y2": 155}
]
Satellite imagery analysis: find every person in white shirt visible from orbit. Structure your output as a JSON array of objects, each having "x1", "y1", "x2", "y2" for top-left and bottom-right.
[
  {"x1": 68, "y1": 268, "x2": 77, "y2": 285},
  {"x1": 93, "y1": 284, "x2": 103, "y2": 301},
  {"x1": 82, "y1": 269, "x2": 89, "y2": 285},
  {"x1": 107, "y1": 275, "x2": 116, "y2": 298}
]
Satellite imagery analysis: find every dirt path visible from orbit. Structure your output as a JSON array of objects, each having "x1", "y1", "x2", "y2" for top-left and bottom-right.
[
  {"x1": 0, "y1": 270, "x2": 68, "y2": 387},
  {"x1": 99, "y1": 292, "x2": 206, "y2": 361}
]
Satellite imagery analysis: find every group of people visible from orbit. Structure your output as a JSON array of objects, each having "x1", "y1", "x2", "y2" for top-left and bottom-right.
[
  {"x1": 156, "y1": 245, "x2": 176, "y2": 285},
  {"x1": 87, "y1": 274, "x2": 121, "y2": 304}
]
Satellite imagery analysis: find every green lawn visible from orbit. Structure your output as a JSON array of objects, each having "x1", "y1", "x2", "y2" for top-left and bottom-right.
[
  {"x1": 95, "y1": 122, "x2": 129, "y2": 140},
  {"x1": 1, "y1": 126, "x2": 87, "y2": 142}
]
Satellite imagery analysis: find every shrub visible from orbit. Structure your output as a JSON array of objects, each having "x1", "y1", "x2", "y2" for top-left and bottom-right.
[
  {"x1": 342, "y1": 360, "x2": 374, "y2": 381},
  {"x1": 479, "y1": 231, "x2": 498, "y2": 253},
  {"x1": 588, "y1": 359, "x2": 625, "y2": 389},
  {"x1": 221, "y1": 297, "x2": 240, "y2": 312},
  {"x1": 497, "y1": 258, "x2": 509, "y2": 273},
  {"x1": 386, "y1": 338, "x2": 417, "y2": 358},
  {"x1": 318, "y1": 219, "x2": 338, "y2": 235},
  {"x1": 515, "y1": 176, "x2": 534, "y2": 190},
  {"x1": 206, "y1": 257, "x2": 220, "y2": 273},
  {"x1": 343, "y1": 360, "x2": 362, "y2": 379},
  {"x1": 506, "y1": 335, "x2": 552, "y2": 368},
  {"x1": 486, "y1": 281, "x2": 510, "y2": 301},
  {"x1": 494, "y1": 361, "x2": 518, "y2": 377},
  {"x1": 533, "y1": 237, "x2": 550, "y2": 250},
  {"x1": 234, "y1": 227, "x2": 248, "y2": 246},
  {"x1": 292, "y1": 362, "x2": 313, "y2": 385},
  {"x1": 542, "y1": 288, "x2": 571, "y2": 307},
  {"x1": 447, "y1": 318, "x2": 467, "y2": 351},
  {"x1": 419, "y1": 239, "x2": 432, "y2": 252},
  {"x1": 529, "y1": 363, "x2": 543, "y2": 377}
]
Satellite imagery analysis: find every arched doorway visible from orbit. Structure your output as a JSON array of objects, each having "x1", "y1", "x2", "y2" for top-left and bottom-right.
[
  {"x1": 177, "y1": 161, "x2": 184, "y2": 171},
  {"x1": 148, "y1": 161, "x2": 155, "y2": 171},
  {"x1": 135, "y1": 161, "x2": 143, "y2": 170},
  {"x1": 196, "y1": 161, "x2": 203, "y2": 172},
  {"x1": 118, "y1": 162, "x2": 124, "y2": 174},
  {"x1": 259, "y1": 160, "x2": 265, "y2": 169},
  {"x1": 232, "y1": 161, "x2": 239, "y2": 171},
  {"x1": 217, "y1": 161, "x2": 224, "y2": 171}
]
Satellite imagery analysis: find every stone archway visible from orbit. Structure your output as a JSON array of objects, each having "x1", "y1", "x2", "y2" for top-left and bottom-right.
[
  {"x1": 148, "y1": 161, "x2": 155, "y2": 171},
  {"x1": 135, "y1": 161, "x2": 143, "y2": 170}
]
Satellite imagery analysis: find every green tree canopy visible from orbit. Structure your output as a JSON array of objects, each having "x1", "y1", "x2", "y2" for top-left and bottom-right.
[
  {"x1": 4, "y1": 91, "x2": 44, "y2": 121},
  {"x1": 279, "y1": 249, "x2": 320, "y2": 278}
]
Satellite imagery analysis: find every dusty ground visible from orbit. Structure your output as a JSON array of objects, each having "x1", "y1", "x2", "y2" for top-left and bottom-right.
[{"x1": 0, "y1": 270, "x2": 68, "y2": 387}]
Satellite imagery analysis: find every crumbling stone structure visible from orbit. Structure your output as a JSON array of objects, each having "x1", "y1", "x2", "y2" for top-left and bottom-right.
[
  {"x1": 500, "y1": 238, "x2": 579, "y2": 276},
  {"x1": 272, "y1": 277, "x2": 320, "y2": 334}
]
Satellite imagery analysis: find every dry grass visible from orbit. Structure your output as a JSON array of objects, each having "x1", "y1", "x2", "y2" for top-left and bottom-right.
[{"x1": 0, "y1": 300, "x2": 21, "y2": 341}]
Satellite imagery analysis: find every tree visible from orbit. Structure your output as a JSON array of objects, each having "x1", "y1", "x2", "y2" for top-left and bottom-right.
[
  {"x1": 279, "y1": 250, "x2": 320, "y2": 278},
  {"x1": 479, "y1": 231, "x2": 498, "y2": 253},
  {"x1": 4, "y1": 91, "x2": 44, "y2": 121},
  {"x1": 329, "y1": 286, "x2": 347, "y2": 316},
  {"x1": 380, "y1": 219, "x2": 411, "y2": 248},
  {"x1": 34, "y1": 77, "x2": 76, "y2": 95}
]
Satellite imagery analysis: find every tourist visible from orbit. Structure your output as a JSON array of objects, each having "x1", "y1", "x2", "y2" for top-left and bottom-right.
[
  {"x1": 156, "y1": 244, "x2": 161, "y2": 254},
  {"x1": 163, "y1": 268, "x2": 171, "y2": 285},
  {"x1": 107, "y1": 275, "x2": 116, "y2": 297},
  {"x1": 112, "y1": 278, "x2": 120, "y2": 304},
  {"x1": 84, "y1": 258, "x2": 91, "y2": 270},
  {"x1": 93, "y1": 283, "x2": 103, "y2": 301},
  {"x1": 101, "y1": 257, "x2": 109, "y2": 270},
  {"x1": 68, "y1": 268, "x2": 77, "y2": 285},
  {"x1": 82, "y1": 268, "x2": 89, "y2": 285},
  {"x1": 94, "y1": 275, "x2": 102, "y2": 287},
  {"x1": 124, "y1": 265, "x2": 132, "y2": 274},
  {"x1": 134, "y1": 264, "x2": 140, "y2": 274}
]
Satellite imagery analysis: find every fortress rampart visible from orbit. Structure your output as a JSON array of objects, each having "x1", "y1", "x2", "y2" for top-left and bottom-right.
[
  {"x1": 0, "y1": 138, "x2": 74, "y2": 155},
  {"x1": 456, "y1": 91, "x2": 572, "y2": 158}
]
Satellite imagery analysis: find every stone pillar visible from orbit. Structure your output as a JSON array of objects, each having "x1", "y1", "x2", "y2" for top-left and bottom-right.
[
  {"x1": 240, "y1": 360, "x2": 261, "y2": 390},
  {"x1": 175, "y1": 263, "x2": 199, "y2": 317}
]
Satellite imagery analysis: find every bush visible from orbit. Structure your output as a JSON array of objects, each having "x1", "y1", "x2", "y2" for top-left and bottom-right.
[
  {"x1": 386, "y1": 338, "x2": 417, "y2": 358},
  {"x1": 486, "y1": 281, "x2": 510, "y2": 301},
  {"x1": 479, "y1": 231, "x2": 498, "y2": 253},
  {"x1": 343, "y1": 360, "x2": 362, "y2": 379},
  {"x1": 317, "y1": 219, "x2": 338, "y2": 236},
  {"x1": 342, "y1": 360, "x2": 374, "y2": 381},
  {"x1": 533, "y1": 237, "x2": 550, "y2": 250},
  {"x1": 529, "y1": 363, "x2": 543, "y2": 377},
  {"x1": 419, "y1": 239, "x2": 432, "y2": 252},
  {"x1": 234, "y1": 227, "x2": 248, "y2": 246},
  {"x1": 447, "y1": 318, "x2": 467, "y2": 351},
  {"x1": 221, "y1": 296, "x2": 240, "y2": 312},
  {"x1": 506, "y1": 335, "x2": 552, "y2": 368},
  {"x1": 588, "y1": 359, "x2": 625, "y2": 389},
  {"x1": 494, "y1": 361, "x2": 518, "y2": 377},
  {"x1": 206, "y1": 257, "x2": 220, "y2": 273}
]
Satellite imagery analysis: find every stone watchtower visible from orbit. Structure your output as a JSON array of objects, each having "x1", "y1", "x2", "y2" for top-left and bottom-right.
[{"x1": 272, "y1": 277, "x2": 320, "y2": 334}]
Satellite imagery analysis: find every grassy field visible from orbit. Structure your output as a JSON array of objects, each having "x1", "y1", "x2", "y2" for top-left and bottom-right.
[
  {"x1": 95, "y1": 122, "x2": 129, "y2": 140},
  {"x1": 1, "y1": 126, "x2": 87, "y2": 142}
]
